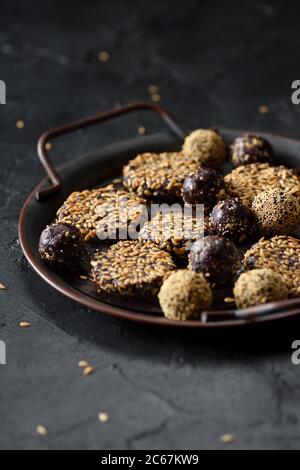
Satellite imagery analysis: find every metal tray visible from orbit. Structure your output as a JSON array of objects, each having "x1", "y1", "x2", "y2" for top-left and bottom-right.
[{"x1": 19, "y1": 102, "x2": 300, "y2": 328}]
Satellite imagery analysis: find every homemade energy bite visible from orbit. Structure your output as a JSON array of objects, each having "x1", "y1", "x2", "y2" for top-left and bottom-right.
[
  {"x1": 123, "y1": 152, "x2": 199, "y2": 200},
  {"x1": 225, "y1": 163, "x2": 300, "y2": 207},
  {"x1": 182, "y1": 129, "x2": 227, "y2": 168},
  {"x1": 91, "y1": 240, "x2": 176, "y2": 297},
  {"x1": 56, "y1": 184, "x2": 146, "y2": 242},
  {"x1": 182, "y1": 168, "x2": 226, "y2": 209},
  {"x1": 243, "y1": 236, "x2": 300, "y2": 297},
  {"x1": 138, "y1": 209, "x2": 208, "y2": 257},
  {"x1": 229, "y1": 133, "x2": 273, "y2": 167}
]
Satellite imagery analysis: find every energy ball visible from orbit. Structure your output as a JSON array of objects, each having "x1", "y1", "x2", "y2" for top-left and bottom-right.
[
  {"x1": 230, "y1": 133, "x2": 273, "y2": 167},
  {"x1": 182, "y1": 168, "x2": 226, "y2": 208},
  {"x1": 188, "y1": 235, "x2": 241, "y2": 286},
  {"x1": 210, "y1": 198, "x2": 256, "y2": 243},
  {"x1": 252, "y1": 188, "x2": 300, "y2": 236},
  {"x1": 158, "y1": 270, "x2": 212, "y2": 321},
  {"x1": 182, "y1": 129, "x2": 227, "y2": 169},
  {"x1": 39, "y1": 223, "x2": 84, "y2": 268},
  {"x1": 233, "y1": 268, "x2": 289, "y2": 309}
]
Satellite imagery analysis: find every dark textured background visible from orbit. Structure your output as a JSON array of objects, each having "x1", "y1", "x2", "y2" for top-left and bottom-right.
[{"x1": 1, "y1": 0, "x2": 300, "y2": 450}]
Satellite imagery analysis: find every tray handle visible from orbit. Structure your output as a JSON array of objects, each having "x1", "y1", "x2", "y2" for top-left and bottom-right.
[{"x1": 36, "y1": 101, "x2": 185, "y2": 201}]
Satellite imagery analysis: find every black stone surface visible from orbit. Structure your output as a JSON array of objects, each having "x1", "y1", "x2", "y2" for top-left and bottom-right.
[{"x1": 1, "y1": 0, "x2": 300, "y2": 450}]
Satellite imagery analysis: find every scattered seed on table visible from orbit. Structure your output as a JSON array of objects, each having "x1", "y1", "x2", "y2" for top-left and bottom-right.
[
  {"x1": 258, "y1": 105, "x2": 269, "y2": 114},
  {"x1": 16, "y1": 120, "x2": 25, "y2": 129},
  {"x1": 151, "y1": 93, "x2": 161, "y2": 102},
  {"x1": 78, "y1": 360, "x2": 89, "y2": 368},
  {"x1": 19, "y1": 321, "x2": 31, "y2": 328},
  {"x1": 36, "y1": 425, "x2": 48, "y2": 437},
  {"x1": 98, "y1": 412, "x2": 110, "y2": 423},
  {"x1": 80, "y1": 275, "x2": 88, "y2": 280},
  {"x1": 148, "y1": 85, "x2": 159, "y2": 94},
  {"x1": 220, "y1": 434, "x2": 235, "y2": 443},
  {"x1": 45, "y1": 142, "x2": 52, "y2": 150},
  {"x1": 98, "y1": 51, "x2": 110, "y2": 62},
  {"x1": 83, "y1": 365, "x2": 94, "y2": 376},
  {"x1": 138, "y1": 126, "x2": 146, "y2": 135},
  {"x1": 0, "y1": 283, "x2": 6, "y2": 290}
]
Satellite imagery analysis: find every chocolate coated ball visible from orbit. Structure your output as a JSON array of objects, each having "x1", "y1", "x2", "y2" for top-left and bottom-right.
[
  {"x1": 182, "y1": 168, "x2": 226, "y2": 208},
  {"x1": 230, "y1": 133, "x2": 273, "y2": 167},
  {"x1": 39, "y1": 223, "x2": 84, "y2": 268}
]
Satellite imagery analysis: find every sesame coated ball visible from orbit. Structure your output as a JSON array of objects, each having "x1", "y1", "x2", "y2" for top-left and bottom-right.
[
  {"x1": 182, "y1": 168, "x2": 226, "y2": 208},
  {"x1": 158, "y1": 270, "x2": 212, "y2": 320},
  {"x1": 182, "y1": 129, "x2": 227, "y2": 169},
  {"x1": 229, "y1": 133, "x2": 273, "y2": 167},
  {"x1": 210, "y1": 198, "x2": 256, "y2": 243},
  {"x1": 188, "y1": 235, "x2": 241, "y2": 286},
  {"x1": 251, "y1": 188, "x2": 300, "y2": 236},
  {"x1": 233, "y1": 268, "x2": 289, "y2": 309}
]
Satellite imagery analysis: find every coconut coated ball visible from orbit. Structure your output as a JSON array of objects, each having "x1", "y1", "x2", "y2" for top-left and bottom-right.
[
  {"x1": 210, "y1": 198, "x2": 256, "y2": 243},
  {"x1": 158, "y1": 270, "x2": 212, "y2": 321},
  {"x1": 251, "y1": 188, "x2": 300, "y2": 236},
  {"x1": 188, "y1": 235, "x2": 241, "y2": 286},
  {"x1": 230, "y1": 133, "x2": 273, "y2": 167},
  {"x1": 233, "y1": 268, "x2": 289, "y2": 309},
  {"x1": 182, "y1": 168, "x2": 226, "y2": 208},
  {"x1": 182, "y1": 129, "x2": 227, "y2": 169},
  {"x1": 39, "y1": 223, "x2": 84, "y2": 268}
]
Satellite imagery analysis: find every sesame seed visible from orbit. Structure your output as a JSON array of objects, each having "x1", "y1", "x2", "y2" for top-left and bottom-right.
[
  {"x1": 36, "y1": 425, "x2": 48, "y2": 437},
  {"x1": 98, "y1": 51, "x2": 110, "y2": 62},
  {"x1": 138, "y1": 126, "x2": 146, "y2": 135},
  {"x1": 19, "y1": 321, "x2": 31, "y2": 328},
  {"x1": 258, "y1": 105, "x2": 269, "y2": 114},
  {"x1": 151, "y1": 93, "x2": 161, "y2": 102},
  {"x1": 78, "y1": 360, "x2": 89, "y2": 368},
  {"x1": 80, "y1": 275, "x2": 88, "y2": 280},
  {"x1": 45, "y1": 142, "x2": 52, "y2": 150},
  {"x1": 224, "y1": 297, "x2": 235, "y2": 303},
  {"x1": 98, "y1": 412, "x2": 110, "y2": 423},
  {"x1": 83, "y1": 366, "x2": 94, "y2": 376},
  {"x1": 0, "y1": 283, "x2": 6, "y2": 290},
  {"x1": 220, "y1": 434, "x2": 235, "y2": 443},
  {"x1": 16, "y1": 120, "x2": 24, "y2": 129}
]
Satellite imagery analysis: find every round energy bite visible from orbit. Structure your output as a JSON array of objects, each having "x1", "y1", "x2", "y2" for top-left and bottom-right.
[
  {"x1": 210, "y1": 198, "x2": 256, "y2": 243},
  {"x1": 138, "y1": 209, "x2": 209, "y2": 257},
  {"x1": 123, "y1": 152, "x2": 200, "y2": 200},
  {"x1": 224, "y1": 163, "x2": 300, "y2": 207},
  {"x1": 243, "y1": 235, "x2": 300, "y2": 297},
  {"x1": 182, "y1": 168, "x2": 226, "y2": 209},
  {"x1": 230, "y1": 133, "x2": 273, "y2": 167},
  {"x1": 188, "y1": 235, "x2": 241, "y2": 286},
  {"x1": 39, "y1": 223, "x2": 84, "y2": 268},
  {"x1": 234, "y1": 268, "x2": 288, "y2": 309},
  {"x1": 91, "y1": 240, "x2": 176, "y2": 297},
  {"x1": 182, "y1": 129, "x2": 227, "y2": 169},
  {"x1": 252, "y1": 188, "x2": 300, "y2": 236},
  {"x1": 158, "y1": 270, "x2": 212, "y2": 320}
]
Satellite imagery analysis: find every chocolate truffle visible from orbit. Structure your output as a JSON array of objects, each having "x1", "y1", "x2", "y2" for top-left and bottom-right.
[
  {"x1": 158, "y1": 270, "x2": 212, "y2": 321},
  {"x1": 233, "y1": 268, "x2": 288, "y2": 309},
  {"x1": 182, "y1": 168, "x2": 226, "y2": 208},
  {"x1": 230, "y1": 133, "x2": 273, "y2": 167},
  {"x1": 39, "y1": 223, "x2": 84, "y2": 268},
  {"x1": 188, "y1": 235, "x2": 241, "y2": 286},
  {"x1": 251, "y1": 188, "x2": 300, "y2": 236},
  {"x1": 210, "y1": 198, "x2": 256, "y2": 243},
  {"x1": 182, "y1": 129, "x2": 227, "y2": 169}
]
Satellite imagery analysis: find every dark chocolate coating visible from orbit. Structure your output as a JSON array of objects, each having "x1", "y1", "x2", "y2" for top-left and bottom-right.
[
  {"x1": 210, "y1": 198, "x2": 256, "y2": 243},
  {"x1": 189, "y1": 235, "x2": 241, "y2": 286},
  {"x1": 182, "y1": 168, "x2": 225, "y2": 208},
  {"x1": 230, "y1": 133, "x2": 273, "y2": 167},
  {"x1": 39, "y1": 223, "x2": 84, "y2": 268}
]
